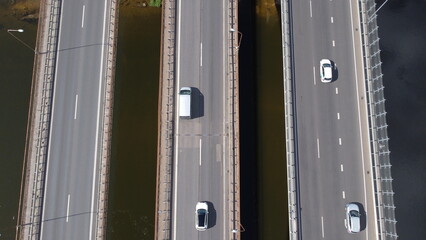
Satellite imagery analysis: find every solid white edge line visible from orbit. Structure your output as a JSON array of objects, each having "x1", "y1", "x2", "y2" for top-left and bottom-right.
[
  {"x1": 310, "y1": 1, "x2": 312, "y2": 18},
  {"x1": 222, "y1": 0, "x2": 227, "y2": 237},
  {"x1": 74, "y1": 94, "x2": 79, "y2": 119},
  {"x1": 349, "y1": 0, "x2": 374, "y2": 239},
  {"x1": 317, "y1": 138, "x2": 320, "y2": 158},
  {"x1": 321, "y1": 216, "x2": 325, "y2": 238},
  {"x1": 88, "y1": 0, "x2": 108, "y2": 239},
  {"x1": 172, "y1": 0, "x2": 182, "y2": 239},
  {"x1": 66, "y1": 194, "x2": 71, "y2": 222},
  {"x1": 81, "y1": 5, "x2": 85, "y2": 28},
  {"x1": 313, "y1": 66, "x2": 316, "y2": 85},
  {"x1": 39, "y1": 0, "x2": 65, "y2": 238}
]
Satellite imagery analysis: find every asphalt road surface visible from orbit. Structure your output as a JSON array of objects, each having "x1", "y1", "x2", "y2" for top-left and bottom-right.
[
  {"x1": 40, "y1": 0, "x2": 110, "y2": 239},
  {"x1": 172, "y1": 0, "x2": 230, "y2": 239},
  {"x1": 291, "y1": 0, "x2": 377, "y2": 239}
]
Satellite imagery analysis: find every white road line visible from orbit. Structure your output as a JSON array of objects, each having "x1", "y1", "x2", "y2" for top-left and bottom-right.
[
  {"x1": 200, "y1": 42, "x2": 203, "y2": 67},
  {"x1": 332, "y1": 40, "x2": 335, "y2": 47},
  {"x1": 313, "y1": 66, "x2": 316, "y2": 85},
  {"x1": 310, "y1": 1, "x2": 312, "y2": 18},
  {"x1": 66, "y1": 194, "x2": 71, "y2": 222},
  {"x1": 317, "y1": 138, "x2": 320, "y2": 158},
  {"x1": 339, "y1": 138, "x2": 342, "y2": 145},
  {"x1": 341, "y1": 164, "x2": 344, "y2": 172},
  {"x1": 321, "y1": 216, "x2": 325, "y2": 238},
  {"x1": 222, "y1": 1, "x2": 227, "y2": 237},
  {"x1": 331, "y1": 17, "x2": 334, "y2": 23},
  {"x1": 335, "y1": 87, "x2": 339, "y2": 94},
  {"x1": 199, "y1": 139, "x2": 202, "y2": 166},
  {"x1": 173, "y1": 0, "x2": 182, "y2": 239},
  {"x1": 81, "y1": 5, "x2": 85, "y2": 28},
  {"x1": 342, "y1": 191, "x2": 346, "y2": 199},
  {"x1": 39, "y1": 0, "x2": 65, "y2": 238},
  {"x1": 88, "y1": 0, "x2": 108, "y2": 239},
  {"x1": 74, "y1": 94, "x2": 79, "y2": 119},
  {"x1": 337, "y1": 112, "x2": 340, "y2": 120},
  {"x1": 350, "y1": 0, "x2": 374, "y2": 238}
]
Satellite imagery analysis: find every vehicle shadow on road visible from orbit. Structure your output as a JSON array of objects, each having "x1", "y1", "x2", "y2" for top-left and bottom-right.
[
  {"x1": 191, "y1": 87, "x2": 204, "y2": 119},
  {"x1": 357, "y1": 202, "x2": 367, "y2": 231},
  {"x1": 206, "y1": 201, "x2": 216, "y2": 229},
  {"x1": 331, "y1": 60, "x2": 339, "y2": 81}
]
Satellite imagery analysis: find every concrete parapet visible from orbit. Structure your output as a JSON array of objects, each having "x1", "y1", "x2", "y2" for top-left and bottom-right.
[
  {"x1": 16, "y1": 0, "x2": 62, "y2": 239},
  {"x1": 155, "y1": 0, "x2": 177, "y2": 239}
]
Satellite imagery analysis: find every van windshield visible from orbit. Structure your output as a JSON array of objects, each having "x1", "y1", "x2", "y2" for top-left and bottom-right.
[{"x1": 180, "y1": 89, "x2": 191, "y2": 95}]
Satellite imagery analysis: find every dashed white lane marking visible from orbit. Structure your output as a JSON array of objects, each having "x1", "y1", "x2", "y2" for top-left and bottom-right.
[
  {"x1": 199, "y1": 139, "x2": 202, "y2": 166},
  {"x1": 317, "y1": 138, "x2": 320, "y2": 158},
  {"x1": 331, "y1": 17, "x2": 334, "y2": 23},
  {"x1": 310, "y1": 1, "x2": 313, "y2": 18},
  {"x1": 339, "y1": 138, "x2": 342, "y2": 145},
  {"x1": 337, "y1": 112, "x2": 340, "y2": 120},
  {"x1": 335, "y1": 87, "x2": 339, "y2": 94},
  {"x1": 332, "y1": 40, "x2": 335, "y2": 47},
  {"x1": 200, "y1": 42, "x2": 203, "y2": 67},
  {"x1": 341, "y1": 164, "x2": 344, "y2": 172},
  {"x1": 74, "y1": 94, "x2": 79, "y2": 119},
  {"x1": 66, "y1": 194, "x2": 71, "y2": 222},
  {"x1": 81, "y1": 5, "x2": 85, "y2": 28},
  {"x1": 321, "y1": 216, "x2": 325, "y2": 238},
  {"x1": 313, "y1": 66, "x2": 317, "y2": 85},
  {"x1": 342, "y1": 191, "x2": 346, "y2": 199}
]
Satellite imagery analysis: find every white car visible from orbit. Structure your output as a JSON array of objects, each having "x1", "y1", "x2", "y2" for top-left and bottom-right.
[
  {"x1": 320, "y1": 59, "x2": 333, "y2": 83},
  {"x1": 195, "y1": 202, "x2": 209, "y2": 231},
  {"x1": 345, "y1": 203, "x2": 361, "y2": 233}
]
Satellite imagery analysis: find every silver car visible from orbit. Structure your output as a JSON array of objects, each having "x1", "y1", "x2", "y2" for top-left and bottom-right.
[
  {"x1": 320, "y1": 59, "x2": 333, "y2": 83},
  {"x1": 195, "y1": 202, "x2": 209, "y2": 231},
  {"x1": 345, "y1": 203, "x2": 361, "y2": 233}
]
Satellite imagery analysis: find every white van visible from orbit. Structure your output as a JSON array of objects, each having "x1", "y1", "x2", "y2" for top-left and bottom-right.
[{"x1": 179, "y1": 87, "x2": 192, "y2": 119}]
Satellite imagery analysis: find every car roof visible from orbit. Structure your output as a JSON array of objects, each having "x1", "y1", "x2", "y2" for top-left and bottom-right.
[{"x1": 196, "y1": 202, "x2": 208, "y2": 210}]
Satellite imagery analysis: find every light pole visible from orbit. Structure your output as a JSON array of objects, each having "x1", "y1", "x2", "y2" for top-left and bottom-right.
[
  {"x1": 7, "y1": 29, "x2": 36, "y2": 53},
  {"x1": 230, "y1": 28, "x2": 243, "y2": 51}
]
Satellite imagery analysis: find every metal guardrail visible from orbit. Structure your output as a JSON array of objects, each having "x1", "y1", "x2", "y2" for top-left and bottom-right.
[
  {"x1": 94, "y1": 0, "x2": 119, "y2": 238},
  {"x1": 280, "y1": 0, "x2": 300, "y2": 239},
  {"x1": 156, "y1": 0, "x2": 176, "y2": 238},
  {"x1": 23, "y1": 0, "x2": 62, "y2": 239},
  {"x1": 358, "y1": 0, "x2": 398, "y2": 239},
  {"x1": 227, "y1": 0, "x2": 240, "y2": 239}
]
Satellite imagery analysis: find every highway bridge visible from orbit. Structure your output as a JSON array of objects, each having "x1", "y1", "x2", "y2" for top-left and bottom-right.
[{"x1": 16, "y1": 0, "x2": 397, "y2": 239}]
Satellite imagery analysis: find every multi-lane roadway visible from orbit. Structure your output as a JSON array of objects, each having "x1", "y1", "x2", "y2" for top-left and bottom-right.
[
  {"x1": 172, "y1": 0, "x2": 230, "y2": 239},
  {"x1": 291, "y1": 0, "x2": 377, "y2": 239},
  {"x1": 40, "y1": 0, "x2": 110, "y2": 239}
]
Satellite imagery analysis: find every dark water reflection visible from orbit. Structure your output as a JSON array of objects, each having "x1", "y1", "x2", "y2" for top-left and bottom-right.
[
  {"x1": 377, "y1": 0, "x2": 426, "y2": 238},
  {"x1": 106, "y1": 6, "x2": 160, "y2": 240},
  {"x1": 0, "y1": 3, "x2": 37, "y2": 238}
]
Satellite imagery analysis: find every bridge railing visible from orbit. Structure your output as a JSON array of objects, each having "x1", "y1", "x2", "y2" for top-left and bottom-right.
[
  {"x1": 279, "y1": 1, "x2": 300, "y2": 240},
  {"x1": 155, "y1": 0, "x2": 177, "y2": 239},
  {"x1": 17, "y1": 0, "x2": 62, "y2": 239},
  {"x1": 227, "y1": 0, "x2": 240, "y2": 239},
  {"x1": 94, "y1": 0, "x2": 120, "y2": 238},
  {"x1": 359, "y1": 0, "x2": 398, "y2": 239}
]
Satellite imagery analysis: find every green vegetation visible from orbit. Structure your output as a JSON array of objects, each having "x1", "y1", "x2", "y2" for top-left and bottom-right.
[{"x1": 149, "y1": 0, "x2": 162, "y2": 7}]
